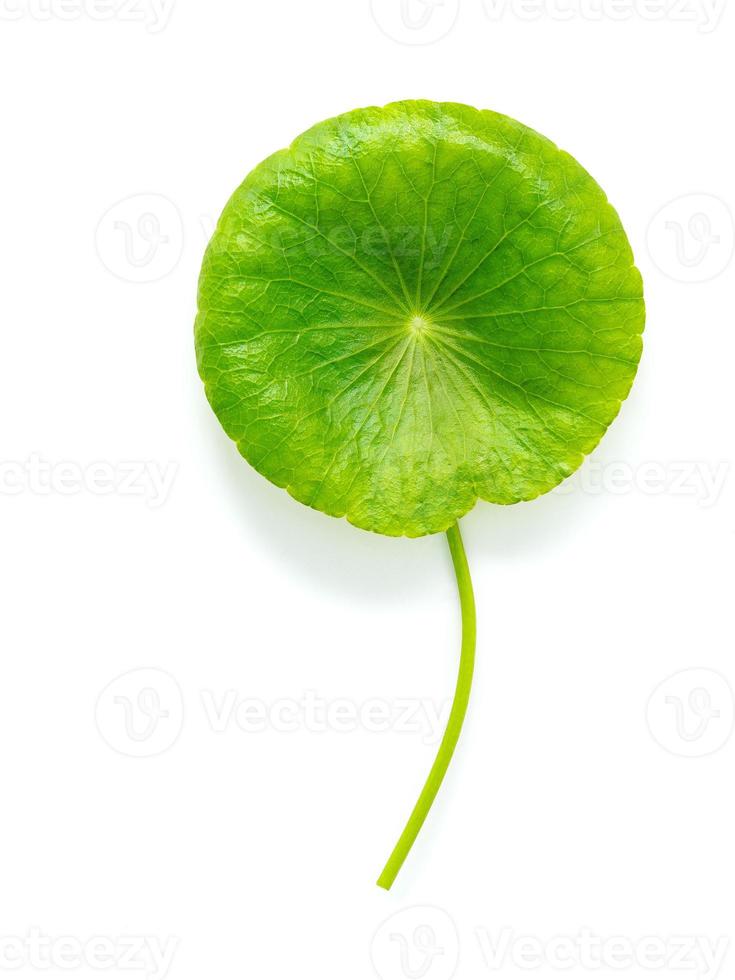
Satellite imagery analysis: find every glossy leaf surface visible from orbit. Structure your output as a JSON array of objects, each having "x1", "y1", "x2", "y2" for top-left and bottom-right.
[{"x1": 196, "y1": 101, "x2": 644, "y2": 536}]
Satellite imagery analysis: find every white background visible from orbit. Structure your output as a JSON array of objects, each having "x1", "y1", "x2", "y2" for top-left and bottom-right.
[{"x1": 1, "y1": 2, "x2": 734, "y2": 980}]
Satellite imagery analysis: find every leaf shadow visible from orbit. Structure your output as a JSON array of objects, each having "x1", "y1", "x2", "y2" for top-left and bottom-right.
[
  {"x1": 194, "y1": 383, "x2": 643, "y2": 598},
  {"x1": 194, "y1": 402, "x2": 446, "y2": 605}
]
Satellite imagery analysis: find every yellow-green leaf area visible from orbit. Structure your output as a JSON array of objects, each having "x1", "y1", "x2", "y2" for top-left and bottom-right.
[{"x1": 196, "y1": 100, "x2": 645, "y2": 537}]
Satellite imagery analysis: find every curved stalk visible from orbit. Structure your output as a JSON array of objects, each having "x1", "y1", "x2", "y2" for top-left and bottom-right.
[{"x1": 377, "y1": 520, "x2": 476, "y2": 890}]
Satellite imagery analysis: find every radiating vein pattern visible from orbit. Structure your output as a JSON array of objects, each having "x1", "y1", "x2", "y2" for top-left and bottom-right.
[{"x1": 196, "y1": 100, "x2": 645, "y2": 537}]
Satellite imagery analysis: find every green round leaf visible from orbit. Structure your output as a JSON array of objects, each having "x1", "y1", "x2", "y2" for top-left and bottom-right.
[{"x1": 196, "y1": 101, "x2": 644, "y2": 537}]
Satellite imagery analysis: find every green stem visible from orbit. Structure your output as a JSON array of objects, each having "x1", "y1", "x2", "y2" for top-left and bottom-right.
[{"x1": 376, "y1": 520, "x2": 476, "y2": 890}]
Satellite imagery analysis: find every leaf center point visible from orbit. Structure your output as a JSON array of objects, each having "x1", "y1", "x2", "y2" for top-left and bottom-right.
[{"x1": 408, "y1": 314, "x2": 432, "y2": 337}]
